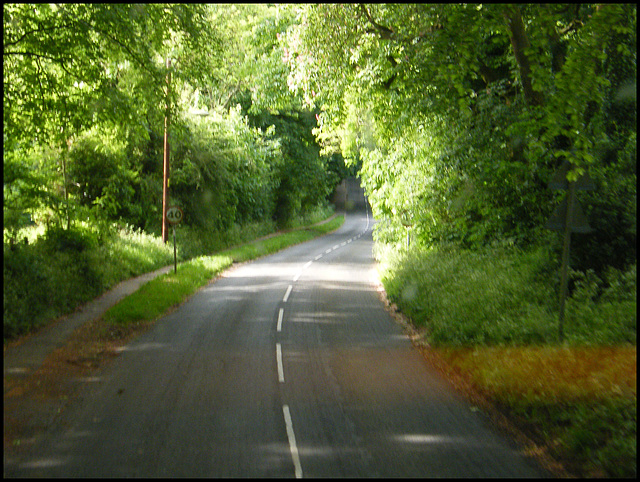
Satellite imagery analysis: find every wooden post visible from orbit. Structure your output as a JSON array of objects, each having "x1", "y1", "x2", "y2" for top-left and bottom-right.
[
  {"x1": 162, "y1": 58, "x2": 171, "y2": 244},
  {"x1": 546, "y1": 159, "x2": 594, "y2": 342}
]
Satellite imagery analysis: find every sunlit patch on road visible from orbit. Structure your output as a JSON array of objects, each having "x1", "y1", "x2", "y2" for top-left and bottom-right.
[
  {"x1": 20, "y1": 457, "x2": 67, "y2": 470},
  {"x1": 113, "y1": 342, "x2": 167, "y2": 352}
]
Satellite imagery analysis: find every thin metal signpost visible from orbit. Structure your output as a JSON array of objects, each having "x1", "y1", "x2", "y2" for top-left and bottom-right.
[
  {"x1": 166, "y1": 206, "x2": 183, "y2": 274},
  {"x1": 173, "y1": 226, "x2": 177, "y2": 274},
  {"x1": 545, "y1": 160, "x2": 594, "y2": 342}
]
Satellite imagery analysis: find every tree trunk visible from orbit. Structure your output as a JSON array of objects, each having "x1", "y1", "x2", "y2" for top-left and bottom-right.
[{"x1": 503, "y1": 5, "x2": 543, "y2": 106}]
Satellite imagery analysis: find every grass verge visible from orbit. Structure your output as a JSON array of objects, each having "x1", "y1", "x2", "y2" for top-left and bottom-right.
[
  {"x1": 103, "y1": 215, "x2": 344, "y2": 326},
  {"x1": 436, "y1": 346, "x2": 636, "y2": 478},
  {"x1": 378, "y1": 242, "x2": 636, "y2": 477}
]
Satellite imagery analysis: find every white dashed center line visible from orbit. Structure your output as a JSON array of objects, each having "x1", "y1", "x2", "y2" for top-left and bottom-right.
[
  {"x1": 277, "y1": 308, "x2": 284, "y2": 332},
  {"x1": 283, "y1": 405, "x2": 303, "y2": 478},
  {"x1": 274, "y1": 221, "x2": 373, "y2": 478},
  {"x1": 276, "y1": 343, "x2": 284, "y2": 383},
  {"x1": 283, "y1": 285, "x2": 293, "y2": 303}
]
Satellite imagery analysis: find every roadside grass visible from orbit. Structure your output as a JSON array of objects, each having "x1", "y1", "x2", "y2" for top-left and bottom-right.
[
  {"x1": 103, "y1": 255, "x2": 233, "y2": 325},
  {"x1": 103, "y1": 215, "x2": 344, "y2": 326},
  {"x1": 3, "y1": 206, "x2": 339, "y2": 343},
  {"x1": 437, "y1": 346, "x2": 636, "y2": 478},
  {"x1": 3, "y1": 224, "x2": 175, "y2": 341},
  {"x1": 378, "y1": 243, "x2": 636, "y2": 477}
]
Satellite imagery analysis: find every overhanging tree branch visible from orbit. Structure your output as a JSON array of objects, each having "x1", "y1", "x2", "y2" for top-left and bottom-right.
[
  {"x1": 358, "y1": 4, "x2": 394, "y2": 39},
  {"x1": 502, "y1": 5, "x2": 543, "y2": 106},
  {"x1": 3, "y1": 50, "x2": 73, "y2": 64},
  {"x1": 3, "y1": 22, "x2": 78, "y2": 49},
  {"x1": 74, "y1": 19, "x2": 162, "y2": 82}
]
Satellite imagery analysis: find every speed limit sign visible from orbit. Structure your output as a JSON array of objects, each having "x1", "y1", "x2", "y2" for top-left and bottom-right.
[{"x1": 166, "y1": 206, "x2": 183, "y2": 225}]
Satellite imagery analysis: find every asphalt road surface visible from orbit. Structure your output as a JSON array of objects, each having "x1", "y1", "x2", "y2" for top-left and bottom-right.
[{"x1": 5, "y1": 180, "x2": 547, "y2": 477}]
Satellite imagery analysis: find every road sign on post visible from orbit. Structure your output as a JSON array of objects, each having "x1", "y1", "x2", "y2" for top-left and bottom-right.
[
  {"x1": 166, "y1": 206, "x2": 183, "y2": 225},
  {"x1": 545, "y1": 160, "x2": 594, "y2": 342},
  {"x1": 166, "y1": 207, "x2": 183, "y2": 273}
]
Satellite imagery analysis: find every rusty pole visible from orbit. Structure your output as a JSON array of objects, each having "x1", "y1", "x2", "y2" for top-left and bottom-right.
[{"x1": 162, "y1": 58, "x2": 171, "y2": 244}]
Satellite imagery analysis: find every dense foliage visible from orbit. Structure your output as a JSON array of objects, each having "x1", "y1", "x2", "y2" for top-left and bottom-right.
[
  {"x1": 4, "y1": 4, "x2": 342, "y2": 338},
  {"x1": 3, "y1": 5, "x2": 636, "y2": 477},
  {"x1": 3, "y1": 4, "x2": 338, "y2": 239},
  {"x1": 289, "y1": 4, "x2": 636, "y2": 277}
]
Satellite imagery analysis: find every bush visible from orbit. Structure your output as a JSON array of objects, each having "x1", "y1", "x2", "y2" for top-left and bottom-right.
[
  {"x1": 42, "y1": 225, "x2": 98, "y2": 253},
  {"x1": 3, "y1": 224, "x2": 173, "y2": 342},
  {"x1": 380, "y1": 244, "x2": 554, "y2": 345},
  {"x1": 565, "y1": 265, "x2": 637, "y2": 345},
  {"x1": 3, "y1": 244, "x2": 54, "y2": 340},
  {"x1": 379, "y1": 243, "x2": 636, "y2": 346},
  {"x1": 3, "y1": 228, "x2": 104, "y2": 340}
]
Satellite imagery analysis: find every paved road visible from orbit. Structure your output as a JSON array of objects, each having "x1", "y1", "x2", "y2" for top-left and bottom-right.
[{"x1": 4, "y1": 180, "x2": 547, "y2": 477}]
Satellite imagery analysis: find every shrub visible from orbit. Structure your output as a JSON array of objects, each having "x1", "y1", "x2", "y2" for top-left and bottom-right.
[
  {"x1": 379, "y1": 243, "x2": 636, "y2": 346},
  {"x1": 3, "y1": 224, "x2": 173, "y2": 341},
  {"x1": 42, "y1": 225, "x2": 98, "y2": 253},
  {"x1": 3, "y1": 244, "x2": 54, "y2": 340},
  {"x1": 565, "y1": 265, "x2": 637, "y2": 345}
]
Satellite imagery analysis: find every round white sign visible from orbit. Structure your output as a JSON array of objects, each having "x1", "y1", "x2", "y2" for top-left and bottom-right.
[{"x1": 166, "y1": 206, "x2": 183, "y2": 225}]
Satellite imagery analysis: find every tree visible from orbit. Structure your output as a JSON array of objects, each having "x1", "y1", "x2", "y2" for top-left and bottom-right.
[
  {"x1": 291, "y1": 4, "x2": 636, "y2": 273},
  {"x1": 3, "y1": 4, "x2": 220, "y2": 232},
  {"x1": 198, "y1": 4, "x2": 339, "y2": 227}
]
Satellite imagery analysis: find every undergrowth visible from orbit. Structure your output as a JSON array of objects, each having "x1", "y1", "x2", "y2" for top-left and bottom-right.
[
  {"x1": 103, "y1": 214, "x2": 344, "y2": 326},
  {"x1": 378, "y1": 242, "x2": 636, "y2": 477},
  {"x1": 379, "y1": 244, "x2": 636, "y2": 346},
  {"x1": 3, "y1": 207, "x2": 337, "y2": 342},
  {"x1": 3, "y1": 224, "x2": 174, "y2": 341}
]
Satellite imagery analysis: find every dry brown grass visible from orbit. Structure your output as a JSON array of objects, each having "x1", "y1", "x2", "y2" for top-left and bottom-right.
[
  {"x1": 437, "y1": 345, "x2": 636, "y2": 404},
  {"x1": 433, "y1": 345, "x2": 636, "y2": 477}
]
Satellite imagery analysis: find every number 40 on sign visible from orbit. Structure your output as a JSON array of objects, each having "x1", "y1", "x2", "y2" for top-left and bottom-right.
[
  {"x1": 166, "y1": 206, "x2": 183, "y2": 225},
  {"x1": 166, "y1": 207, "x2": 183, "y2": 273}
]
